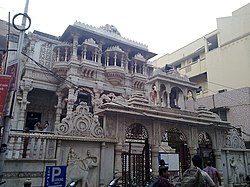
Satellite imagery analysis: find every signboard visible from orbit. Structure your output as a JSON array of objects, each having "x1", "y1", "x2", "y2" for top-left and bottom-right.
[
  {"x1": 0, "y1": 75, "x2": 11, "y2": 115},
  {"x1": 6, "y1": 62, "x2": 18, "y2": 91},
  {"x1": 45, "y1": 166, "x2": 67, "y2": 187},
  {"x1": 159, "y1": 153, "x2": 180, "y2": 171}
]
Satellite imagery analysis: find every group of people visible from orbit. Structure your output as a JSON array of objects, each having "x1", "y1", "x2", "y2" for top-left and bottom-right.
[
  {"x1": 34, "y1": 121, "x2": 49, "y2": 131},
  {"x1": 155, "y1": 154, "x2": 250, "y2": 187}
]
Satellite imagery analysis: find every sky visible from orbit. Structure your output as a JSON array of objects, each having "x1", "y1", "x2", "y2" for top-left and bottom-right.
[{"x1": 0, "y1": 0, "x2": 249, "y2": 60}]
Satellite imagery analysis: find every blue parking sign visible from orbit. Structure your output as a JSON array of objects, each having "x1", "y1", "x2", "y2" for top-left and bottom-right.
[{"x1": 45, "y1": 166, "x2": 67, "y2": 187}]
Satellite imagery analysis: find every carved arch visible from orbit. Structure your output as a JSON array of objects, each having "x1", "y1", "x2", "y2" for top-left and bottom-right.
[{"x1": 126, "y1": 123, "x2": 148, "y2": 140}]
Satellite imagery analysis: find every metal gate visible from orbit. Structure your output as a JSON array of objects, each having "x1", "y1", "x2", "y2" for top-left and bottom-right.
[
  {"x1": 122, "y1": 123, "x2": 151, "y2": 187},
  {"x1": 122, "y1": 153, "x2": 145, "y2": 186}
]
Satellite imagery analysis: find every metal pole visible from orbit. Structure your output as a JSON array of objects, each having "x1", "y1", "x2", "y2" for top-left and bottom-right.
[{"x1": 0, "y1": 0, "x2": 29, "y2": 183}]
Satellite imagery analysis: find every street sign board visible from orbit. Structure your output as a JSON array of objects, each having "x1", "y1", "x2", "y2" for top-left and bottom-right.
[
  {"x1": 45, "y1": 166, "x2": 67, "y2": 187},
  {"x1": 0, "y1": 75, "x2": 11, "y2": 116}
]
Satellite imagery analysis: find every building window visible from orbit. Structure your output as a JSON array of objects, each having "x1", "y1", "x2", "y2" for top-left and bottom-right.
[
  {"x1": 175, "y1": 63, "x2": 181, "y2": 69},
  {"x1": 192, "y1": 55, "x2": 200, "y2": 62},
  {"x1": 211, "y1": 108, "x2": 228, "y2": 121}
]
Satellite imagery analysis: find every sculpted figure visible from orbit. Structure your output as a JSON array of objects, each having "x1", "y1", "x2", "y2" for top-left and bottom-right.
[
  {"x1": 237, "y1": 155, "x2": 245, "y2": 183},
  {"x1": 230, "y1": 156, "x2": 239, "y2": 184},
  {"x1": 67, "y1": 148, "x2": 99, "y2": 187}
]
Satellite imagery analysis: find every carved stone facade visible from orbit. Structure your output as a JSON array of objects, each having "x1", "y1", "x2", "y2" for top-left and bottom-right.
[{"x1": 3, "y1": 21, "x2": 249, "y2": 187}]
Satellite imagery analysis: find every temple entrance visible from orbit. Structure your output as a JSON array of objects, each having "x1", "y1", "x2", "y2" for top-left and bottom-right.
[
  {"x1": 162, "y1": 128, "x2": 190, "y2": 174},
  {"x1": 122, "y1": 123, "x2": 150, "y2": 187},
  {"x1": 198, "y1": 131, "x2": 214, "y2": 168}
]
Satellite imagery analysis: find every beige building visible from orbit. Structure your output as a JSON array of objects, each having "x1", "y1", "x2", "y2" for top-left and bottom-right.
[
  {"x1": 153, "y1": 3, "x2": 250, "y2": 97},
  {"x1": 153, "y1": 4, "x2": 250, "y2": 145}
]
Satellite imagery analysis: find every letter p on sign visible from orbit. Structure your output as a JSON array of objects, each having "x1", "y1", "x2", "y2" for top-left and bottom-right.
[{"x1": 52, "y1": 167, "x2": 61, "y2": 182}]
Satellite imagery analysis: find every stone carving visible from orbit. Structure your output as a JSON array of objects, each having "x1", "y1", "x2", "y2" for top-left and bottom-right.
[
  {"x1": 229, "y1": 155, "x2": 245, "y2": 184},
  {"x1": 224, "y1": 128, "x2": 246, "y2": 149},
  {"x1": 99, "y1": 93, "x2": 126, "y2": 105},
  {"x1": 198, "y1": 131, "x2": 212, "y2": 145},
  {"x1": 162, "y1": 128, "x2": 187, "y2": 142},
  {"x1": 3, "y1": 171, "x2": 43, "y2": 178},
  {"x1": 134, "y1": 53, "x2": 146, "y2": 61},
  {"x1": 83, "y1": 38, "x2": 96, "y2": 45},
  {"x1": 55, "y1": 102, "x2": 104, "y2": 137},
  {"x1": 126, "y1": 123, "x2": 148, "y2": 140},
  {"x1": 67, "y1": 148, "x2": 99, "y2": 187},
  {"x1": 99, "y1": 24, "x2": 121, "y2": 36},
  {"x1": 106, "y1": 45, "x2": 124, "y2": 53},
  {"x1": 39, "y1": 42, "x2": 53, "y2": 68}
]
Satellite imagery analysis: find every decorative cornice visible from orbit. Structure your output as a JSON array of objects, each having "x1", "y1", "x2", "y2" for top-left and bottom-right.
[
  {"x1": 74, "y1": 21, "x2": 148, "y2": 50},
  {"x1": 3, "y1": 171, "x2": 43, "y2": 179}
]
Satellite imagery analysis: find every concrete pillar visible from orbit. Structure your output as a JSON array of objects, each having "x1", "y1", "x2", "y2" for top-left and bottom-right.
[
  {"x1": 204, "y1": 37, "x2": 209, "y2": 53},
  {"x1": 114, "y1": 143, "x2": 123, "y2": 177}
]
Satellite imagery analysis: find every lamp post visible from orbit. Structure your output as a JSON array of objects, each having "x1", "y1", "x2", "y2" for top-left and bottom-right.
[{"x1": 0, "y1": 0, "x2": 30, "y2": 183}]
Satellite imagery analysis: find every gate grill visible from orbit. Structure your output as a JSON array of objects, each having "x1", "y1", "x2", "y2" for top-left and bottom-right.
[{"x1": 122, "y1": 153, "x2": 145, "y2": 187}]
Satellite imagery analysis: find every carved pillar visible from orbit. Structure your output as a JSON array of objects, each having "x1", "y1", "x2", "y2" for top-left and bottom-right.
[
  {"x1": 67, "y1": 88, "x2": 75, "y2": 116},
  {"x1": 142, "y1": 64, "x2": 145, "y2": 75},
  {"x1": 64, "y1": 47, "x2": 68, "y2": 62},
  {"x1": 151, "y1": 145, "x2": 159, "y2": 176},
  {"x1": 114, "y1": 143, "x2": 123, "y2": 177},
  {"x1": 55, "y1": 92, "x2": 63, "y2": 126},
  {"x1": 99, "y1": 142, "x2": 106, "y2": 187},
  {"x1": 98, "y1": 50, "x2": 102, "y2": 64},
  {"x1": 17, "y1": 80, "x2": 33, "y2": 130},
  {"x1": 94, "y1": 48, "x2": 98, "y2": 62},
  {"x1": 83, "y1": 45, "x2": 87, "y2": 60},
  {"x1": 106, "y1": 53, "x2": 110, "y2": 66},
  {"x1": 121, "y1": 55, "x2": 124, "y2": 68},
  {"x1": 125, "y1": 60, "x2": 128, "y2": 73},
  {"x1": 72, "y1": 34, "x2": 79, "y2": 60},
  {"x1": 56, "y1": 48, "x2": 60, "y2": 62},
  {"x1": 134, "y1": 61, "x2": 137, "y2": 73},
  {"x1": 114, "y1": 52, "x2": 117, "y2": 66}
]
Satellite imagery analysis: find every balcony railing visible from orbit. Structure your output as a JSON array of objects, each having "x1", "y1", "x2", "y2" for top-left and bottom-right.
[{"x1": 7, "y1": 130, "x2": 57, "y2": 160}]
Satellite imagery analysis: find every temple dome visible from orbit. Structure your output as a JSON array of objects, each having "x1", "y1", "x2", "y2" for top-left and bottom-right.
[{"x1": 99, "y1": 24, "x2": 121, "y2": 36}]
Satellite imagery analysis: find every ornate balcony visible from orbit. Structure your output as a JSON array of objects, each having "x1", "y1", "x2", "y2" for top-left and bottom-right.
[{"x1": 105, "y1": 66, "x2": 125, "y2": 86}]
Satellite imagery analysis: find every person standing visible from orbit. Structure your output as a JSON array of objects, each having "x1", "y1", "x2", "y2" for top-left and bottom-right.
[
  {"x1": 182, "y1": 155, "x2": 215, "y2": 187},
  {"x1": 158, "y1": 165, "x2": 174, "y2": 187},
  {"x1": 203, "y1": 161, "x2": 221, "y2": 187}
]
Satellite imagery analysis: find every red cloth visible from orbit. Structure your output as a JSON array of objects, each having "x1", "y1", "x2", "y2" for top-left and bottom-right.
[{"x1": 158, "y1": 177, "x2": 174, "y2": 187}]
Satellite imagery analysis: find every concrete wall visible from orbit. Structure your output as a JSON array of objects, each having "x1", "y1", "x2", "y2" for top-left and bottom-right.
[
  {"x1": 3, "y1": 159, "x2": 56, "y2": 187},
  {"x1": 186, "y1": 87, "x2": 250, "y2": 142}
]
